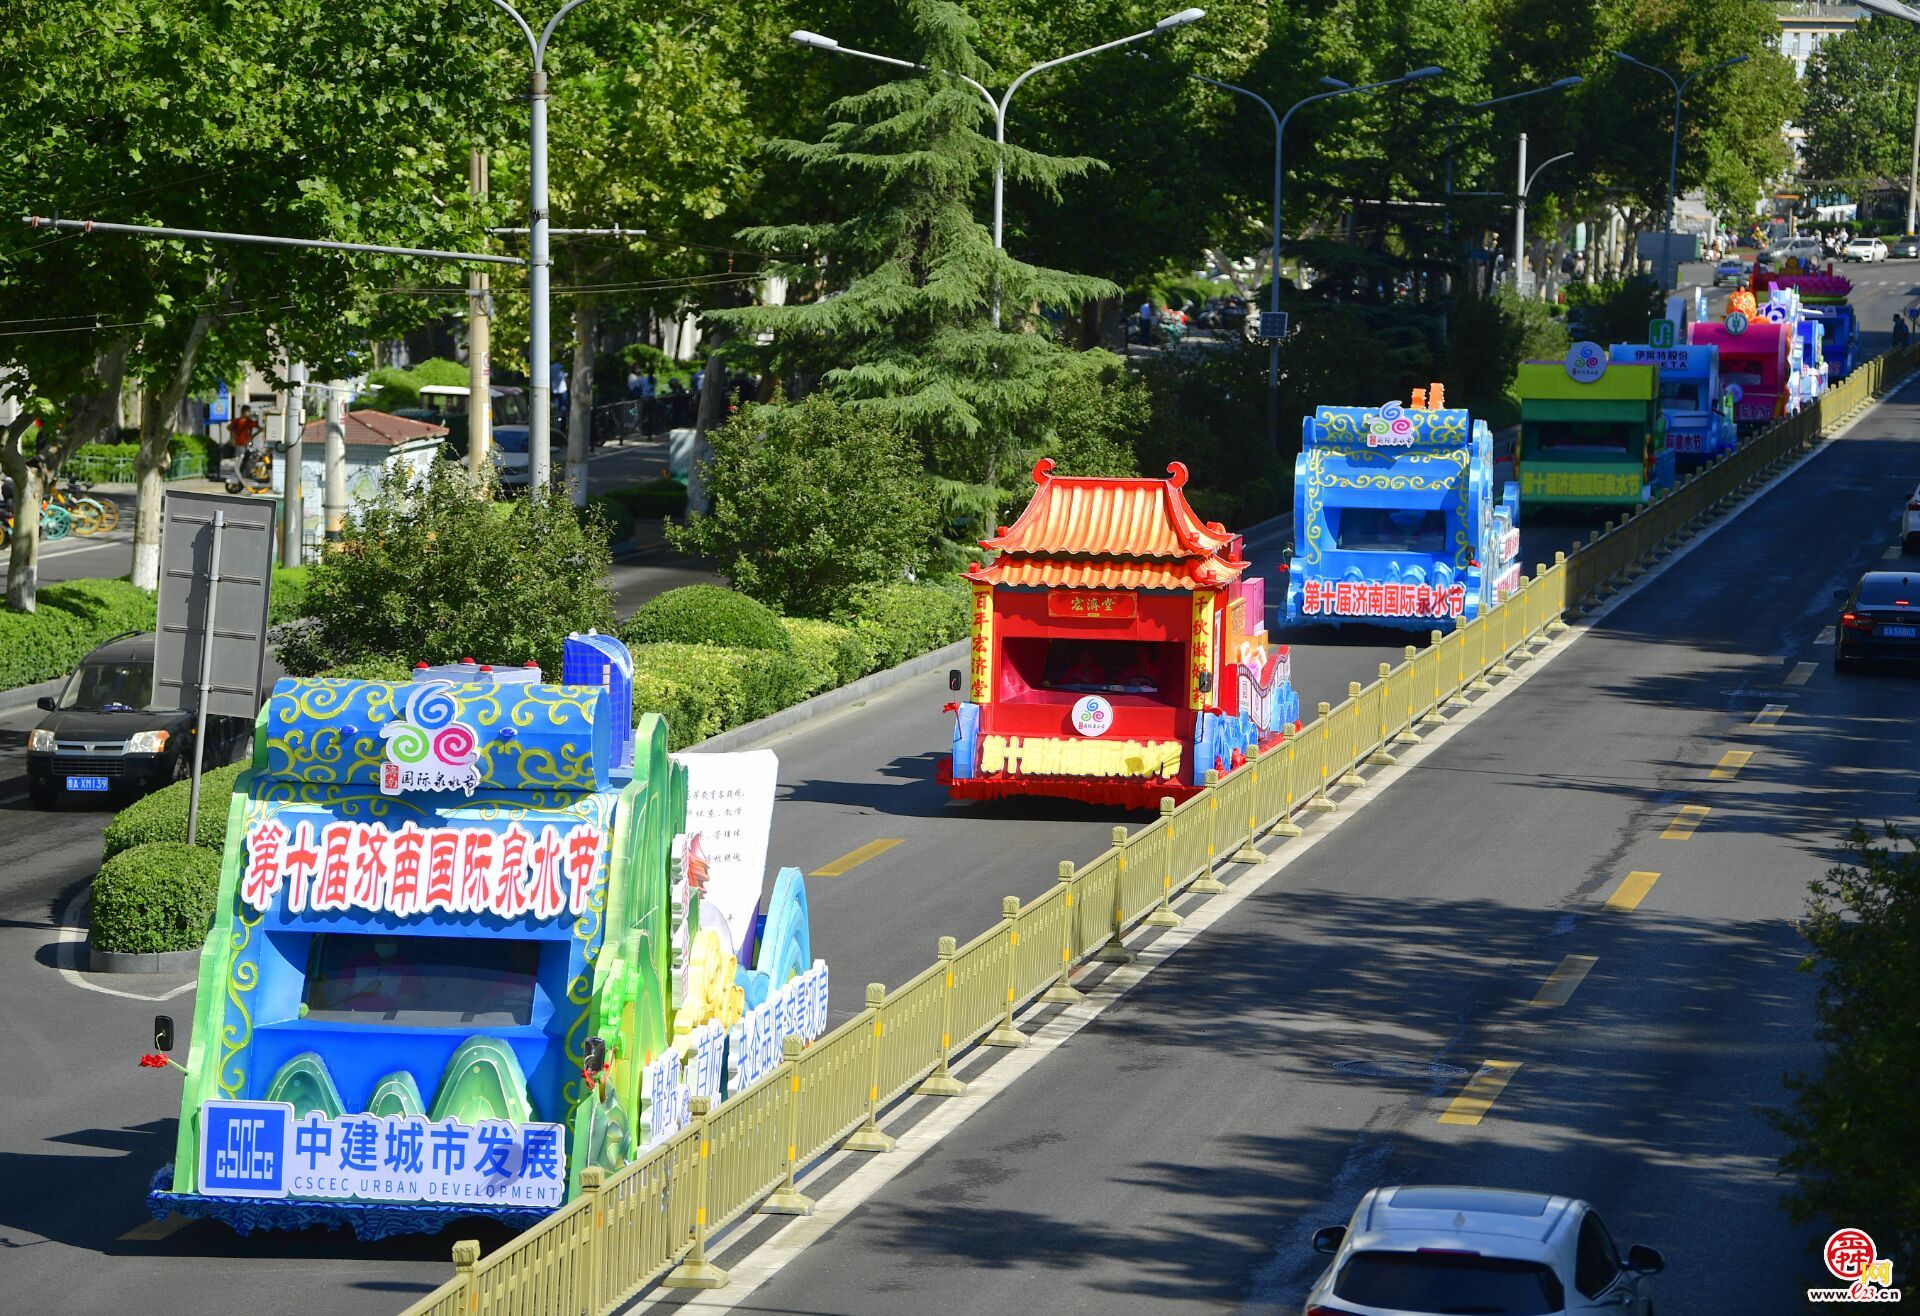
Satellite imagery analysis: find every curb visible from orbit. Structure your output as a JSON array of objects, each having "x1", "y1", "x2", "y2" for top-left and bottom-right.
[
  {"x1": 692, "y1": 640, "x2": 968, "y2": 753},
  {"x1": 88, "y1": 944, "x2": 201, "y2": 975},
  {"x1": 0, "y1": 675, "x2": 66, "y2": 715}
]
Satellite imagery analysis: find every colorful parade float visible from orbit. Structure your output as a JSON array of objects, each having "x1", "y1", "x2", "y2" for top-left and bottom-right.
[
  {"x1": 1753, "y1": 261, "x2": 1856, "y2": 380},
  {"x1": 1284, "y1": 384, "x2": 1520, "y2": 631},
  {"x1": 1692, "y1": 286, "x2": 1799, "y2": 434},
  {"x1": 941, "y1": 460, "x2": 1299, "y2": 808},
  {"x1": 143, "y1": 634, "x2": 825, "y2": 1238},
  {"x1": 1609, "y1": 339, "x2": 1736, "y2": 471},
  {"x1": 1513, "y1": 343, "x2": 1675, "y2": 510}
]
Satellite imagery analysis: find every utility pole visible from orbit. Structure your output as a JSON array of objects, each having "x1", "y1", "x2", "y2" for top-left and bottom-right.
[
  {"x1": 1513, "y1": 133, "x2": 1528, "y2": 292},
  {"x1": 468, "y1": 148, "x2": 492, "y2": 492},
  {"x1": 1908, "y1": 69, "x2": 1920, "y2": 235},
  {"x1": 279, "y1": 362, "x2": 305, "y2": 566},
  {"x1": 324, "y1": 384, "x2": 347, "y2": 546}
]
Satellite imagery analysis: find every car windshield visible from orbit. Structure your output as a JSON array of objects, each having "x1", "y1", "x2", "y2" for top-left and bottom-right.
[
  {"x1": 60, "y1": 659, "x2": 153, "y2": 711},
  {"x1": 1334, "y1": 1250, "x2": 1566, "y2": 1315},
  {"x1": 1858, "y1": 577, "x2": 1917, "y2": 607},
  {"x1": 302, "y1": 932, "x2": 540, "y2": 1026},
  {"x1": 1334, "y1": 507, "x2": 1450, "y2": 554}
]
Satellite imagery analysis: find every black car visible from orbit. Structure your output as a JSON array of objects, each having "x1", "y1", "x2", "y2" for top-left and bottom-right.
[
  {"x1": 1834, "y1": 572, "x2": 1920, "y2": 669},
  {"x1": 25, "y1": 632, "x2": 251, "y2": 808}
]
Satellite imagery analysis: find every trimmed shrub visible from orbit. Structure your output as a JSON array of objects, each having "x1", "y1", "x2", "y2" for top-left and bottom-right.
[
  {"x1": 628, "y1": 642, "x2": 814, "y2": 750},
  {"x1": 90, "y1": 841, "x2": 223, "y2": 954},
  {"x1": 841, "y1": 583, "x2": 970, "y2": 672},
  {"x1": 0, "y1": 578, "x2": 156, "y2": 693},
  {"x1": 781, "y1": 617, "x2": 875, "y2": 690},
  {"x1": 102, "y1": 760, "x2": 246, "y2": 861},
  {"x1": 270, "y1": 566, "x2": 309, "y2": 623},
  {"x1": 621, "y1": 585, "x2": 792, "y2": 653},
  {"x1": 315, "y1": 656, "x2": 415, "y2": 682}
]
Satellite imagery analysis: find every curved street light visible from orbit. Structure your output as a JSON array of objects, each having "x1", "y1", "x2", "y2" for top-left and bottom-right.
[
  {"x1": 1850, "y1": 0, "x2": 1920, "y2": 233},
  {"x1": 1514, "y1": 149, "x2": 1574, "y2": 291},
  {"x1": 1613, "y1": 50, "x2": 1749, "y2": 240},
  {"x1": 791, "y1": 9, "x2": 1208, "y2": 327},
  {"x1": 1188, "y1": 65, "x2": 1442, "y2": 451}
]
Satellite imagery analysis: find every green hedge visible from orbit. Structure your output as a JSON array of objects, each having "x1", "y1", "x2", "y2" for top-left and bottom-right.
[
  {"x1": 102, "y1": 760, "x2": 245, "y2": 861},
  {"x1": 315, "y1": 656, "x2": 414, "y2": 681},
  {"x1": 782, "y1": 617, "x2": 874, "y2": 691},
  {"x1": 270, "y1": 566, "x2": 309, "y2": 623},
  {"x1": 629, "y1": 642, "x2": 813, "y2": 751},
  {"x1": 622, "y1": 585, "x2": 792, "y2": 653},
  {"x1": 842, "y1": 583, "x2": 970, "y2": 671},
  {"x1": 0, "y1": 578, "x2": 156, "y2": 692},
  {"x1": 90, "y1": 841, "x2": 223, "y2": 954}
]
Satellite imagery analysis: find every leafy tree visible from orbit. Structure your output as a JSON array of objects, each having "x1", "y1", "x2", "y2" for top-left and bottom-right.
[
  {"x1": 1801, "y1": 16, "x2": 1920, "y2": 184},
  {"x1": 668, "y1": 394, "x2": 938, "y2": 619},
  {"x1": 710, "y1": 0, "x2": 1119, "y2": 546},
  {"x1": 1771, "y1": 824, "x2": 1920, "y2": 1262},
  {"x1": 276, "y1": 460, "x2": 614, "y2": 675}
]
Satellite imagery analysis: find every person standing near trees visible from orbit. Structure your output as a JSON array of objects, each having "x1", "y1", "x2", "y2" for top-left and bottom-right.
[{"x1": 230, "y1": 405, "x2": 260, "y2": 457}]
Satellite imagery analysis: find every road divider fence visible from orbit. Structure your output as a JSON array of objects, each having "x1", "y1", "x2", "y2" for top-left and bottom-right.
[{"x1": 397, "y1": 343, "x2": 1917, "y2": 1316}]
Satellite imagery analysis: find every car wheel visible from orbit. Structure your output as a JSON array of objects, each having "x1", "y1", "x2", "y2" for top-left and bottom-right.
[
  {"x1": 1905, "y1": 535, "x2": 1920, "y2": 555},
  {"x1": 28, "y1": 781, "x2": 56, "y2": 810}
]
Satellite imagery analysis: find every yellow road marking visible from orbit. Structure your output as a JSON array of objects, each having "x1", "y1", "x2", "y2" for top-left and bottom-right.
[
  {"x1": 1709, "y1": 749, "x2": 1753, "y2": 780},
  {"x1": 1530, "y1": 954, "x2": 1598, "y2": 1008},
  {"x1": 1439, "y1": 1060, "x2": 1522, "y2": 1126},
  {"x1": 809, "y1": 837, "x2": 903, "y2": 877},
  {"x1": 1751, "y1": 704, "x2": 1787, "y2": 728},
  {"x1": 118, "y1": 1214, "x2": 191, "y2": 1242},
  {"x1": 1661, "y1": 804, "x2": 1710, "y2": 840},
  {"x1": 1604, "y1": 871, "x2": 1661, "y2": 912},
  {"x1": 1783, "y1": 662, "x2": 1817, "y2": 686}
]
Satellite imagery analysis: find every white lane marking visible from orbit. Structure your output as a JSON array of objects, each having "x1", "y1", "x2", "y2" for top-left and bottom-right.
[
  {"x1": 1884, "y1": 544, "x2": 1902, "y2": 560},
  {"x1": 1814, "y1": 626, "x2": 1835, "y2": 645},
  {"x1": 49, "y1": 891, "x2": 198, "y2": 1003}
]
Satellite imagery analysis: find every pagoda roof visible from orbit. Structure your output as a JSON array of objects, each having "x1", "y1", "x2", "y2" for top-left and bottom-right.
[{"x1": 967, "y1": 459, "x2": 1247, "y2": 590}]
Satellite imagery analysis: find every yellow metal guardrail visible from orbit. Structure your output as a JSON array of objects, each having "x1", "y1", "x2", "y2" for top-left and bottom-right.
[{"x1": 398, "y1": 344, "x2": 1917, "y2": 1316}]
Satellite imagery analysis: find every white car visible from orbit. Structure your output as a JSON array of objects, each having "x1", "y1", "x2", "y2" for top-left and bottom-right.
[
  {"x1": 1904, "y1": 481, "x2": 1920, "y2": 552},
  {"x1": 1303, "y1": 1185, "x2": 1665, "y2": 1315},
  {"x1": 1844, "y1": 237, "x2": 1888, "y2": 263}
]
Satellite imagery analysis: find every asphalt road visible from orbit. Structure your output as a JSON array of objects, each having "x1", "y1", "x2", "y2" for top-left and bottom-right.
[
  {"x1": 684, "y1": 376, "x2": 1920, "y2": 1314},
  {"x1": 0, "y1": 278, "x2": 1911, "y2": 1314}
]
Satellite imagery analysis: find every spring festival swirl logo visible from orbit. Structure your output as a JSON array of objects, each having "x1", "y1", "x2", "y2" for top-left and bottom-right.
[
  {"x1": 379, "y1": 681, "x2": 482, "y2": 797},
  {"x1": 1365, "y1": 400, "x2": 1417, "y2": 448}
]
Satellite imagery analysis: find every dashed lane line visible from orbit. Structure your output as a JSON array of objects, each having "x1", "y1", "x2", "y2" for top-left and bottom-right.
[
  {"x1": 1604, "y1": 871, "x2": 1661, "y2": 912},
  {"x1": 1660, "y1": 804, "x2": 1710, "y2": 841},
  {"x1": 809, "y1": 838, "x2": 903, "y2": 878},
  {"x1": 1529, "y1": 955, "x2": 1598, "y2": 1008},
  {"x1": 1709, "y1": 749, "x2": 1754, "y2": 780},
  {"x1": 1751, "y1": 704, "x2": 1788, "y2": 728},
  {"x1": 1438, "y1": 1060, "x2": 1523, "y2": 1126},
  {"x1": 1783, "y1": 661, "x2": 1818, "y2": 685}
]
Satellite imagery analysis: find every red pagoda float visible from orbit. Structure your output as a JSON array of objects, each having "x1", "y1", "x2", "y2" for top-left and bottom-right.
[{"x1": 940, "y1": 459, "x2": 1300, "y2": 808}]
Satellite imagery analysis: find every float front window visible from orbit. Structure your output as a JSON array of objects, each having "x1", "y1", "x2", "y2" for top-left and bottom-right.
[
  {"x1": 302, "y1": 933, "x2": 540, "y2": 1027},
  {"x1": 1524, "y1": 418, "x2": 1635, "y2": 457},
  {"x1": 1330, "y1": 507, "x2": 1448, "y2": 554}
]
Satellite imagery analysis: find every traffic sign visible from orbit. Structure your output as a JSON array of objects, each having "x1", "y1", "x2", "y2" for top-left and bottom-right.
[
  {"x1": 1257, "y1": 311, "x2": 1289, "y2": 341},
  {"x1": 209, "y1": 382, "x2": 231, "y2": 424},
  {"x1": 1648, "y1": 319, "x2": 1676, "y2": 349}
]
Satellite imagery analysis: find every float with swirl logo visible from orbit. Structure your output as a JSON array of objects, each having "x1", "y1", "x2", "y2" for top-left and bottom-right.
[
  {"x1": 1513, "y1": 351, "x2": 1675, "y2": 509},
  {"x1": 1288, "y1": 383, "x2": 1521, "y2": 632},
  {"x1": 145, "y1": 634, "x2": 823, "y2": 1240}
]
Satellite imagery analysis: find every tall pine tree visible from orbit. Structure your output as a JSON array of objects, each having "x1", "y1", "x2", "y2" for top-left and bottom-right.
[{"x1": 712, "y1": 0, "x2": 1123, "y2": 552}]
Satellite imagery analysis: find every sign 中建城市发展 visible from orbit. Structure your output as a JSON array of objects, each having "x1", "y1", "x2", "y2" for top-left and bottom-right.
[
  {"x1": 1047, "y1": 590, "x2": 1137, "y2": 620},
  {"x1": 380, "y1": 682, "x2": 482, "y2": 797},
  {"x1": 240, "y1": 818, "x2": 605, "y2": 921},
  {"x1": 1564, "y1": 341, "x2": 1607, "y2": 384},
  {"x1": 1071, "y1": 695, "x2": 1114, "y2": 737},
  {"x1": 1298, "y1": 579, "x2": 1467, "y2": 620},
  {"x1": 198, "y1": 1100, "x2": 567, "y2": 1207}
]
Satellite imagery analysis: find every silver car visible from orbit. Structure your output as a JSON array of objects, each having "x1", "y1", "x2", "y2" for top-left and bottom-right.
[{"x1": 1303, "y1": 1185, "x2": 1665, "y2": 1315}]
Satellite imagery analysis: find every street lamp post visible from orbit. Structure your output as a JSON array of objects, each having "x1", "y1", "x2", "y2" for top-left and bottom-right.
[
  {"x1": 486, "y1": 0, "x2": 593, "y2": 498},
  {"x1": 1512, "y1": 134, "x2": 1574, "y2": 294},
  {"x1": 1852, "y1": 1, "x2": 1920, "y2": 233},
  {"x1": 1613, "y1": 50, "x2": 1748, "y2": 254},
  {"x1": 1443, "y1": 77, "x2": 1583, "y2": 246},
  {"x1": 792, "y1": 8, "x2": 1207, "y2": 328},
  {"x1": 1190, "y1": 67, "x2": 1442, "y2": 452}
]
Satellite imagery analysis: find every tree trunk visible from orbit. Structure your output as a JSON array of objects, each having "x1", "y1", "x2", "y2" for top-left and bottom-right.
[
  {"x1": 2, "y1": 337, "x2": 128, "y2": 612},
  {"x1": 566, "y1": 298, "x2": 597, "y2": 507},
  {"x1": 131, "y1": 311, "x2": 213, "y2": 591},
  {"x1": 686, "y1": 351, "x2": 728, "y2": 518}
]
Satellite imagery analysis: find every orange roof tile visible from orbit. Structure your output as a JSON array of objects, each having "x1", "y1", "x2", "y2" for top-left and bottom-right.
[
  {"x1": 980, "y1": 460, "x2": 1232, "y2": 560},
  {"x1": 300, "y1": 409, "x2": 448, "y2": 448},
  {"x1": 967, "y1": 556, "x2": 1245, "y2": 590}
]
